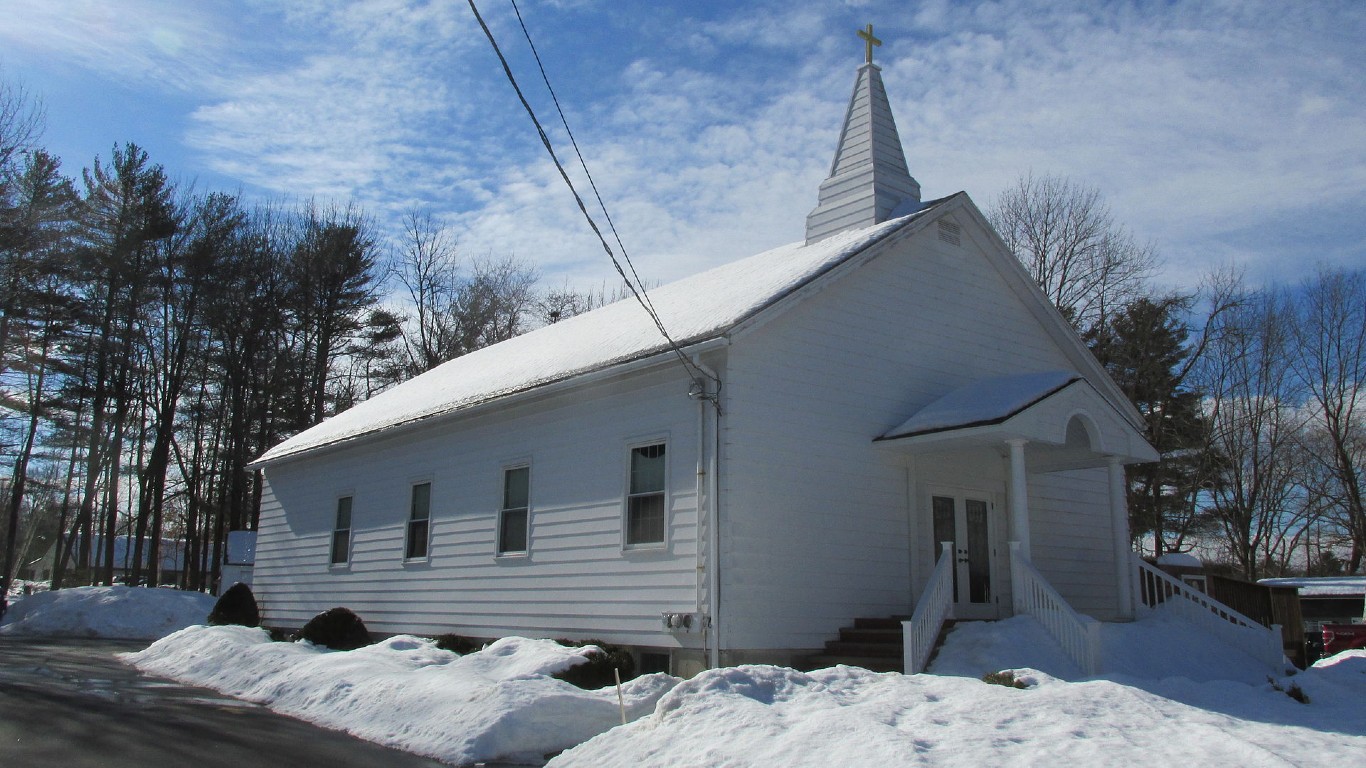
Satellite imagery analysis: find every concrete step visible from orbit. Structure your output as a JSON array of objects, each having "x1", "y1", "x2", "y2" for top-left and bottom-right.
[
  {"x1": 838, "y1": 627, "x2": 902, "y2": 643},
  {"x1": 822, "y1": 640, "x2": 902, "y2": 657},
  {"x1": 852, "y1": 616, "x2": 910, "y2": 630}
]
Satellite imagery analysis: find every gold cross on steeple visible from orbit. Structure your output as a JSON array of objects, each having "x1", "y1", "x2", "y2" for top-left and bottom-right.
[{"x1": 858, "y1": 23, "x2": 882, "y2": 64}]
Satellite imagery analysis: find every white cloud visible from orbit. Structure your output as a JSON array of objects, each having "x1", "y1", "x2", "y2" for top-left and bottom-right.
[
  {"x1": 9, "y1": 0, "x2": 1361, "y2": 295},
  {"x1": 870, "y1": 0, "x2": 1366, "y2": 287},
  {"x1": 448, "y1": 0, "x2": 1365, "y2": 289},
  {"x1": 0, "y1": 0, "x2": 234, "y2": 90}
]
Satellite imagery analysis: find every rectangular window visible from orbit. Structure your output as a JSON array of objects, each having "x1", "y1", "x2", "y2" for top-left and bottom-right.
[
  {"x1": 498, "y1": 466, "x2": 530, "y2": 555},
  {"x1": 405, "y1": 482, "x2": 430, "y2": 560},
  {"x1": 626, "y1": 442, "x2": 666, "y2": 546},
  {"x1": 331, "y1": 496, "x2": 352, "y2": 565}
]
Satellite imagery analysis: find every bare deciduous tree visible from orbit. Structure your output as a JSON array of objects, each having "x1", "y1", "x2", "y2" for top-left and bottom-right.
[
  {"x1": 1291, "y1": 267, "x2": 1366, "y2": 572},
  {"x1": 0, "y1": 71, "x2": 44, "y2": 178},
  {"x1": 389, "y1": 210, "x2": 539, "y2": 379},
  {"x1": 1196, "y1": 284, "x2": 1312, "y2": 578},
  {"x1": 534, "y1": 281, "x2": 641, "y2": 326},
  {"x1": 393, "y1": 209, "x2": 462, "y2": 374},
  {"x1": 989, "y1": 172, "x2": 1157, "y2": 332}
]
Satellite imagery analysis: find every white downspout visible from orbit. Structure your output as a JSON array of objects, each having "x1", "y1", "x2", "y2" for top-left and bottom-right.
[
  {"x1": 693, "y1": 374, "x2": 707, "y2": 637},
  {"x1": 691, "y1": 355, "x2": 722, "y2": 669}
]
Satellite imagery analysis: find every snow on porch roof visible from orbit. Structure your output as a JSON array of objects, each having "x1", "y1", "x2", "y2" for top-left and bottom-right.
[
  {"x1": 254, "y1": 197, "x2": 955, "y2": 466},
  {"x1": 877, "y1": 370, "x2": 1081, "y2": 441}
]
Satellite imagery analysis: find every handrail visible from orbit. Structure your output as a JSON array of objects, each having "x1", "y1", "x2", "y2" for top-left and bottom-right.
[
  {"x1": 903, "y1": 541, "x2": 955, "y2": 673},
  {"x1": 1010, "y1": 542, "x2": 1101, "y2": 675},
  {"x1": 1134, "y1": 556, "x2": 1284, "y2": 668}
]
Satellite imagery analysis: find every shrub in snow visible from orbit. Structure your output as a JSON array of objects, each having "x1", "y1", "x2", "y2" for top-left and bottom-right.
[
  {"x1": 1267, "y1": 675, "x2": 1310, "y2": 703},
  {"x1": 432, "y1": 633, "x2": 482, "y2": 654},
  {"x1": 552, "y1": 639, "x2": 635, "y2": 689},
  {"x1": 294, "y1": 607, "x2": 371, "y2": 650},
  {"x1": 207, "y1": 583, "x2": 260, "y2": 627},
  {"x1": 981, "y1": 670, "x2": 1028, "y2": 689}
]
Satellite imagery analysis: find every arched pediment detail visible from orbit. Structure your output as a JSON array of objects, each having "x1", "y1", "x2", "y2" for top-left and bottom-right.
[{"x1": 1065, "y1": 412, "x2": 1101, "y2": 452}]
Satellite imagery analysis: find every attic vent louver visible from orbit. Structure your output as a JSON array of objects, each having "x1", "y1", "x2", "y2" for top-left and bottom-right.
[{"x1": 938, "y1": 219, "x2": 961, "y2": 246}]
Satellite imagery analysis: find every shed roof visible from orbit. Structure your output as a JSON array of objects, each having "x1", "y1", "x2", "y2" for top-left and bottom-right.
[
  {"x1": 879, "y1": 370, "x2": 1080, "y2": 439},
  {"x1": 1259, "y1": 577, "x2": 1366, "y2": 597}
]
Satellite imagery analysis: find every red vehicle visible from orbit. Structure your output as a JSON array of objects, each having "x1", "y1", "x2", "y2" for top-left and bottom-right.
[{"x1": 1321, "y1": 624, "x2": 1366, "y2": 656}]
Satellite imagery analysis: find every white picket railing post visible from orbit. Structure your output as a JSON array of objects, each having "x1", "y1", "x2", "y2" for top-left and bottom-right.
[
  {"x1": 1132, "y1": 555, "x2": 1285, "y2": 669},
  {"x1": 1008, "y1": 541, "x2": 1102, "y2": 676},
  {"x1": 903, "y1": 542, "x2": 956, "y2": 674}
]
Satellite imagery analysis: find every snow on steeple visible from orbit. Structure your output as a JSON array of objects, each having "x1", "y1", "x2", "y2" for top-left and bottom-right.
[{"x1": 805, "y1": 25, "x2": 921, "y2": 244}]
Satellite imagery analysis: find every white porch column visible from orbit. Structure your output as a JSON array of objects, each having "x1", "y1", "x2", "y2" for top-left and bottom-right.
[
  {"x1": 1108, "y1": 456, "x2": 1135, "y2": 619},
  {"x1": 1007, "y1": 438, "x2": 1030, "y2": 560}
]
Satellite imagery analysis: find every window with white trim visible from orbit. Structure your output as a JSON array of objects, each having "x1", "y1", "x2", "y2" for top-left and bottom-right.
[
  {"x1": 626, "y1": 442, "x2": 666, "y2": 546},
  {"x1": 331, "y1": 496, "x2": 352, "y2": 565},
  {"x1": 405, "y1": 482, "x2": 431, "y2": 560},
  {"x1": 498, "y1": 465, "x2": 530, "y2": 555}
]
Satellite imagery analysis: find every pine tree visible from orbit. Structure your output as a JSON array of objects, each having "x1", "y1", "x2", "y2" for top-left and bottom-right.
[{"x1": 1087, "y1": 296, "x2": 1214, "y2": 555}]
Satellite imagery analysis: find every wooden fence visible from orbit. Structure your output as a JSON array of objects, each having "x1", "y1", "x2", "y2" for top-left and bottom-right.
[{"x1": 1207, "y1": 574, "x2": 1305, "y2": 667}]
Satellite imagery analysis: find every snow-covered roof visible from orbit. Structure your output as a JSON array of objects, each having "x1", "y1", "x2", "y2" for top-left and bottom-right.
[
  {"x1": 879, "y1": 370, "x2": 1080, "y2": 440},
  {"x1": 256, "y1": 199, "x2": 953, "y2": 466},
  {"x1": 1156, "y1": 552, "x2": 1204, "y2": 569},
  {"x1": 61, "y1": 535, "x2": 187, "y2": 573},
  {"x1": 1259, "y1": 576, "x2": 1366, "y2": 597}
]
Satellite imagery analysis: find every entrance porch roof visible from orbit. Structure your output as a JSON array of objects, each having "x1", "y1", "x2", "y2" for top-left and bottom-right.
[{"x1": 875, "y1": 371, "x2": 1158, "y2": 469}]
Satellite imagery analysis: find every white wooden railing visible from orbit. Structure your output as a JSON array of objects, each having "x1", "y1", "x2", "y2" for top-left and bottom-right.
[
  {"x1": 1133, "y1": 555, "x2": 1284, "y2": 669},
  {"x1": 1010, "y1": 541, "x2": 1102, "y2": 676},
  {"x1": 903, "y1": 542, "x2": 956, "y2": 674}
]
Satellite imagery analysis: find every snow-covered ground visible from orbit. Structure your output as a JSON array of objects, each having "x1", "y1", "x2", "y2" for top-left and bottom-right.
[
  {"x1": 556, "y1": 612, "x2": 1366, "y2": 766},
  {"x1": 552, "y1": 651, "x2": 1366, "y2": 767},
  {"x1": 5, "y1": 589, "x2": 1365, "y2": 766},
  {"x1": 0, "y1": 585, "x2": 215, "y2": 639},
  {"x1": 125, "y1": 628, "x2": 676, "y2": 766}
]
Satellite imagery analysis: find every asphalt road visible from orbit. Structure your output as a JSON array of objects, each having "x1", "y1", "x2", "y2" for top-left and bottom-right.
[{"x1": 0, "y1": 636, "x2": 462, "y2": 768}]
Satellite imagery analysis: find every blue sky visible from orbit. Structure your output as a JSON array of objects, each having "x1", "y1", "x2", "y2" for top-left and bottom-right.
[{"x1": 2, "y1": 0, "x2": 1363, "y2": 292}]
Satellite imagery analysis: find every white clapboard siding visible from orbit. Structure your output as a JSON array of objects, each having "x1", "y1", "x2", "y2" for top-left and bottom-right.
[
  {"x1": 255, "y1": 363, "x2": 704, "y2": 647},
  {"x1": 720, "y1": 216, "x2": 1080, "y2": 651},
  {"x1": 1027, "y1": 468, "x2": 1121, "y2": 618}
]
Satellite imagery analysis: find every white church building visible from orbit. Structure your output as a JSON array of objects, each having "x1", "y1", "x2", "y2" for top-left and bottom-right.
[{"x1": 251, "y1": 35, "x2": 1278, "y2": 676}]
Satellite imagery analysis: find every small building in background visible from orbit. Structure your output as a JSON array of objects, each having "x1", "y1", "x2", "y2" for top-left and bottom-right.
[
  {"x1": 219, "y1": 530, "x2": 257, "y2": 596},
  {"x1": 1155, "y1": 552, "x2": 1206, "y2": 592},
  {"x1": 1258, "y1": 576, "x2": 1366, "y2": 631},
  {"x1": 31, "y1": 535, "x2": 186, "y2": 586}
]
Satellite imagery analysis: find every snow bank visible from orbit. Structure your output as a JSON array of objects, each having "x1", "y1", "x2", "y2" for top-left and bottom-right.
[
  {"x1": 550, "y1": 658, "x2": 1366, "y2": 767},
  {"x1": 56, "y1": 605, "x2": 1366, "y2": 766},
  {"x1": 1100, "y1": 605, "x2": 1282, "y2": 684},
  {"x1": 928, "y1": 609, "x2": 1282, "y2": 685},
  {"x1": 124, "y1": 627, "x2": 679, "y2": 766},
  {"x1": 4, "y1": 579, "x2": 48, "y2": 598},
  {"x1": 0, "y1": 585, "x2": 215, "y2": 639},
  {"x1": 1293, "y1": 649, "x2": 1366, "y2": 706}
]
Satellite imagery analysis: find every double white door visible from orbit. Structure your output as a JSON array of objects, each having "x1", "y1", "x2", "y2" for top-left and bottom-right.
[{"x1": 931, "y1": 492, "x2": 999, "y2": 620}]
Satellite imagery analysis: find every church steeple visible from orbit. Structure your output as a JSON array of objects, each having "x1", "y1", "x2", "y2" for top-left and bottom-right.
[{"x1": 805, "y1": 25, "x2": 921, "y2": 244}]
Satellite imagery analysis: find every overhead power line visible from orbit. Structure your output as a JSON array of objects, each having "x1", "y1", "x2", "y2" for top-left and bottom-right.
[
  {"x1": 464, "y1": 0, "x2": 718, "y2": 400},
  {"x1": 506, "y1": 0, "x2": 662, "y2": 324}
]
